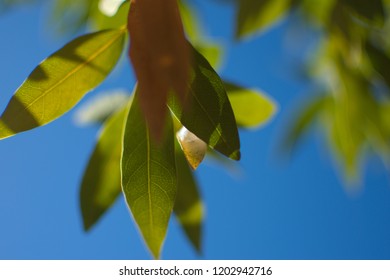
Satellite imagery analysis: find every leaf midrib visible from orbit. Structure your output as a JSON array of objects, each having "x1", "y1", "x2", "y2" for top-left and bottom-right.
[
  {"x1": 23, "y1": 30, "x2": 125, "y2": 114},
  {"x1": 146, "y1": 126, "x2": 154, "y2": 236}
]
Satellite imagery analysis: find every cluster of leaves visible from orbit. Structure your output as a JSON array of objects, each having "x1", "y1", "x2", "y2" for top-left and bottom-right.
[
  {"x1": 233, "y1": 0, "x2": 390, "y2": 184},
  {"x1": 6, "y1": 0, "x2": 389, "y2": 258},
  {"x1": 286, "y1": 0, "x2": 390, "y2": 184},
  {"x1": 0, "y1": 0, "x2": 276, "y2": 258}
]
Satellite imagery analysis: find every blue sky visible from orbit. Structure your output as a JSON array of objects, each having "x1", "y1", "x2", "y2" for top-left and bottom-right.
[{"x1": 0, "y1": 1, "x2": 390, "y2": 259}]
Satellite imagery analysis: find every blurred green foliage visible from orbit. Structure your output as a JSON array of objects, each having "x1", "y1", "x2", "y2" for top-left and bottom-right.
[{"x1": 3, "y1": 0, "x2": 390, "y2": 257}]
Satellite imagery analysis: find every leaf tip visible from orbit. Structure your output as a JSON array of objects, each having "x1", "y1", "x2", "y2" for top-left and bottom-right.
[
  {"x1": 82, "y1": 222, "x2": 93, "y2": 232},
  {"x1": 230, "y1": 149, "x2": 241, "y2": 161}
]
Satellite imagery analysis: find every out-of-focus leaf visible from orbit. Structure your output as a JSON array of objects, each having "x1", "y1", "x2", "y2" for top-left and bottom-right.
[
  {"x1": 92, "y1": 0, "x2": 130, "y2": 30},
  {"x1": 235, "y1": 0, "x2": 291, "y2": 39},
  {"x1": 121, "y1": 90, "x2": 176, "y2": 259},
  {"x1": 0, "y1": 28, "x2": 126, "y2": 140},
  {"x1": 380, "y1": 103, "x2": 390, "y2": 137},
  {"x1": 98, "y1": 0, "x2": 125, "y2": 17},
  {"x1": 178, "y1": 0, "x2": 223, "y2": 69},
  {"x1": 174, "y1": 143, "x2": 204, "y2": 252},
  {"x1": 326, "y1": 67, "x2": 375, "y2": 182},
  {"x1": 176, "y1": 126, "x2": 207, "y2": 170},
  {"x1": 80, "y1": 107, "x2": 127, "y2": 231},
  {"x1": 341, "y1": 0, "x2": 385, "y2": 26},
  {"x1": 49, "y1": 0, "x2": 93, "y2": 34},
  {"x1": 127, "y1": 0, "x2": 190, "y2": 140},
  {"x1": 168, "y1": 45, "x2": 241, "y2": 160},
  {"x1": 300, "y1": 0, "x2": 336, "y2": 26},
  {"x1": 74, "y1": 90, "x2": 130, "y2": 126},
  {"x1": 283, "y1": 95, "x2": 331, "y2": 153},
  {"x1": 224, "y1": 81, "x2": 277, "y2": 128},
  {"x1": 178, "y1": 0, "x2": 201, "y2": 39},
  {"x1": 328, "y1": 100, "x2": 363, "y2": 181},
  {"x1": 366, "y1": 42, "x2": 390, "y2": 90}
]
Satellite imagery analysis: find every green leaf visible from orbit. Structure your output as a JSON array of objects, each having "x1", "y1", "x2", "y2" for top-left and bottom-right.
[
  {"x1": 80, "y1": 107, "x2": 127, "y2": 231},
  {"x1": 366, "y1": 42, "x2": 390, "y2": 91},
  {"x1": 80, "y1": 92, "x2": 204, "y2": 251},
  {"x1": 49, "y1": 0, "x2": 93, "y2": 34},
  {"x1": 121, "y1": 90, "x2": 176, "y2": 259},
  {"x1": 168, "y1": 45, "x2": 241, "y2": 160},
  {"x1": 235, "y1": 0, "x2": 291, "y2": 39},
  {"x1": 224, "y1": 81, "x2": 277, "y2": 128},
  {"x1": 0, "y1": 28, "x2": 126, "y2": 140},
  {"x1": 174, "y1": 143, "x2": 204, "y2": 253},
  {"x1": 178, "y1": 0, "x2": 201, "y2": 39},
  {"x1": 91, "y1": 0, "x2": 130, "y2": 30},
  {"x1": 74, "y1": 90, "x2": 130, "y2": 126},
  {"x1": 178, "y1": 0, "x2": 224, "y2": 69},
  {"x1": 282, "y1": 94, "x2": 331, "y2": 153},
  {"x1": 341, "y1": 0, "x2": 385, "y2": 26},
  {"x1": 300, "y1": 0, "x2": 336, "y2": 26}
]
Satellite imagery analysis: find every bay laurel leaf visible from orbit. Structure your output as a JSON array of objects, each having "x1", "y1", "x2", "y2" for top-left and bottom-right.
[
  {"x1": 0, "y1": 28, "x2": 126, "y2": 139},
  {"x1": 121, "y1": 89, "x2": 176, "y2": 259}
]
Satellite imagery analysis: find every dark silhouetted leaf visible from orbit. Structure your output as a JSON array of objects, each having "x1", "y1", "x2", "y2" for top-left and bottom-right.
[
  {"x1": 341, "y1": 0, "x2": 384, "y2": 26},
  {"x1": 121, "y1": 90, "x2": 176, "y2": 259},
  {"x1": 127, "y1": 0, "x2": 190, "y2": 139},
  {"x1": 366, "y1": 42, "x2": 390, "y2": 90},
  {"x1": 168, "y1": 45, "x2": 241, "y2": 160},
  {"x1": 80, "y1": 107, "x2": 127, "y2": 231},
  {"x1": 0, "y1": 28, "x2": 126, "y2": 140}
]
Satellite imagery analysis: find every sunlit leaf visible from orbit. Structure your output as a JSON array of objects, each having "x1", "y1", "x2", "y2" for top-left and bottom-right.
[
  {"x1": 224, "y1": 81, "x2": 277, "y2": 128},
  {"x1": 176, "y1": 126, "x2": 207, "y2": 170},
  {"x1": 74, "y1": 90, "x2": 130, "y2": 126},
  {"x1": 98, "y1": 0, "x2": 125, "y2": 17},
  {"x1": 174, "y1": 144, "x2": 204, "y2": 252},
  {"x1": 328, "y1": 100, "x2": 363, "y2": 182},
  {"x1": 121, "y1": 90, "x2": 176, "y2": 259},
  {"x1": 168, "y1": 45, "x2": 241, "y2": 160},
  {"x1": 127, "y1": 0, "x2": 190, "y2": 139},
  {"x1": 235, "y1": 0, "x2": 291, "y2": 39},
  {"x1": 178, "y1": 0, "x2": 201, "y2": 39},
  {"x1": 326, "y1": 68, "x2": 373, "y2": 182},
  {"x1": 92, "y1": 0, "x2": 130, "y2": 30},
  {"x1": 0, "y1": 28, "x2": 126, "y2": 140},
  {"x1": 80, "y1": 107, "x2": 127, "y2": 230}
]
